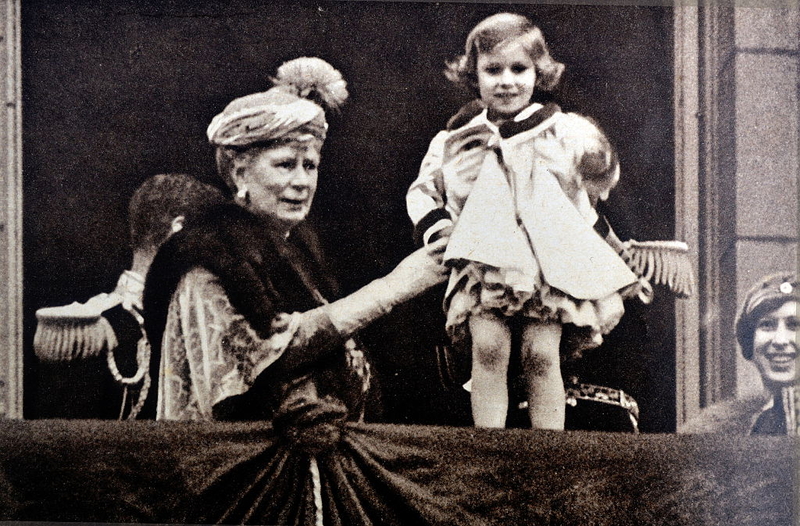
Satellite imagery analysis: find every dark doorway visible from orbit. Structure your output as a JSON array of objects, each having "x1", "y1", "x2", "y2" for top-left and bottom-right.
[{"x1": 22, "y1": 1, "x2": 675, "y2": 431}]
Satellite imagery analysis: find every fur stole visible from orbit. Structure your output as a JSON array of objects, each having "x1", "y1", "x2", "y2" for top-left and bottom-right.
[{"x1": 143, "y1": 202, "x2": 338, "y2": 357}]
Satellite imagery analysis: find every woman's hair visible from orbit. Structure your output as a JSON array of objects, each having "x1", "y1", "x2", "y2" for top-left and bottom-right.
[
  {"x1": 445, "y1": 12, "x2": 565, "y2": 94},
  {"x1": 735, "y1": 272, "x2": 798, "y2": 360},
  {"x1": 128, "y1": 173, "x2": 225, "y2": 252},
  {"x1": 214, "y1": 147, "x2": 250, "y2": 194}
]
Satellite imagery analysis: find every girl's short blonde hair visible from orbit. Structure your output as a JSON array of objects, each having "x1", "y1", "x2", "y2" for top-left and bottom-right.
[{"x1": 446, "y1": 13, "x2": 564, "y2": 94}]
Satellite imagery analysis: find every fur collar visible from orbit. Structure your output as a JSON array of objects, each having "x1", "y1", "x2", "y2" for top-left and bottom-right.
[
  {"x1": 680, "y1": 392, "x2": 770, "y2": 434},
  {"x1": 143, "y1": 203, "x2": 337, "y2": 354}
]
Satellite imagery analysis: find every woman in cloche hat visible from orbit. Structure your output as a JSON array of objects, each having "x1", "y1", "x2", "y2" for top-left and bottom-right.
[{"x1": 683, "y1": 272, "x2": 798, "y2": 435}]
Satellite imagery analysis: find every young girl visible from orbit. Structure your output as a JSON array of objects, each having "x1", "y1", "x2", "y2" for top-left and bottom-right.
[{"x1": 406, "y1": 13, "x2": 639, "y2": 429}]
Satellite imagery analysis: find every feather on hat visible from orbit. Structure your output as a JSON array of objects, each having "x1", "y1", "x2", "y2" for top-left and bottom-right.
[{"x1": 207, "y1": 57, "x2": 348, "y2": 147}]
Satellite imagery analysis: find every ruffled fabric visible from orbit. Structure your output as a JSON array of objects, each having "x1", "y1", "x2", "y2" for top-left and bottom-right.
[
  {"x1": 438, "y1": 107, "x2": 639, "y2": 354},
  {"x1": 445, "y1": 262, "x2": 631, "y2": 352}
]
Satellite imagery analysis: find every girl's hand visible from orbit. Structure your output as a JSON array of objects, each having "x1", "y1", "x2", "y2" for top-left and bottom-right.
[
  {"x1": 427, "y1": 222, "x2": 454, "y2": 246},
  {"x1": 442, "y1": 125, "x2": 494, "y2": 185},
  {"x1": 443, "y1": 125, "x2": 494, "y2": 163},
  {"x1": 423, "y1": 236, "x2": 449, "y2": 266}
]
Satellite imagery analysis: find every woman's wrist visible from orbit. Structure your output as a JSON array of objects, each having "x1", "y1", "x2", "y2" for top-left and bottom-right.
[{"x1": 324, "y1": 278, "x2": 395, "y2": 337}]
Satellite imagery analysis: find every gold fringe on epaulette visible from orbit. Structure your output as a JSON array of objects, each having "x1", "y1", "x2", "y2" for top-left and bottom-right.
[
  {"x1": 625, "y1": 240, "x2": 696, "y2": 298},
  {"x1": 33, "y1": 315, "x2": 118, "y2": 362}
]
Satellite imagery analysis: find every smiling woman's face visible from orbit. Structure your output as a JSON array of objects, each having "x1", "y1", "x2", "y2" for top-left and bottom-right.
[
  {"x1": 234, "y1": 140, "x2": 321, "y2": 232},
  {"x1": 752, "y1": 300, "x2": 798, "y2": 391}
]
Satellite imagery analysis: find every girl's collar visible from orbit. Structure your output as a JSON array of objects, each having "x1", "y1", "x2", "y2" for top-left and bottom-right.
[
  {"x1": 478, "y1": 102, "x2": 545, "y2": 130},
  {"x1": 513, "y1": 102, "x2": 544, "y2": 122},
  {"x1": 498, "y1": 102, "x2": 561, "y2": 139}
]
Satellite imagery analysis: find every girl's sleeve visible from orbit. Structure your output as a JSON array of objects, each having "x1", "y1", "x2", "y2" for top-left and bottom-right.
[
  {"x1": 406, "y1": 130, "x2": 454, "y2": 246},
  {"x1": 158, "y1": 267, "x2": 341, "y2": 420}
]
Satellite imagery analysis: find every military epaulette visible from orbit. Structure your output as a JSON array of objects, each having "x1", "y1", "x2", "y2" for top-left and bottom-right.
[
  {"x1": 33, "y1": 292, "x2": 123, "y2": 362},
  {"x1": 624, "y1": 240, "x2": 696, "y2": 299},
  {"x1": 594, "y1": 215, "x2": 695, "y2": 300}
]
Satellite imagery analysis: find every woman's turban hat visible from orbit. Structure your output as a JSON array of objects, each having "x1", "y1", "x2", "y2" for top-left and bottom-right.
[{"x1": 207, "y1": 57, "x2": 348, "y2": 147}]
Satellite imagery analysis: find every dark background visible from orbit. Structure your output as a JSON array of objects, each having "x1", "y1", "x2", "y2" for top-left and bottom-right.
[{"x1": 22, "y1": 0, "x2": 676, "y2": 431}]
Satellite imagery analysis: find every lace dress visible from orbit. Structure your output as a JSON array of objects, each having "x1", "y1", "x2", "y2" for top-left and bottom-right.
[{"x1": 157, "y1": 268, "x2": 370, "y2": 421}]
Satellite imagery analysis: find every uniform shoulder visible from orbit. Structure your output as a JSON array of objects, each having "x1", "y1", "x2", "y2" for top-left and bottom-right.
[{"x1": 34, "y1": 292, "x2": 123, "y2": 361}]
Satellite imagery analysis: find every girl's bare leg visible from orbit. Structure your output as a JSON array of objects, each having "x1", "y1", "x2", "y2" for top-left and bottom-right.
[
  {"x1": 469, "y1": 313, "x2": 512, "y2": 428},
  {"x1": 520, "y1": 320, "x2": 565, "y2": 430}
]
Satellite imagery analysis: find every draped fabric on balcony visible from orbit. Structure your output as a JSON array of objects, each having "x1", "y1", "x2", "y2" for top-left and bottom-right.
[{"x1": 0, "y1": 413, "x2": 795, "y2": 525}]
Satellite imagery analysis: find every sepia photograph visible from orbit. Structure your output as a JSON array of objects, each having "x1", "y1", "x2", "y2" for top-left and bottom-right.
[{"x1": 0, "y1": 0, "x2": 796, "y2": 524}]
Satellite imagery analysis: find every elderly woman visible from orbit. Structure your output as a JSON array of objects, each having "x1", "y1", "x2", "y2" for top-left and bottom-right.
[
  {"x1": 683, "y1": 272, "x2": 798, "y2": 435},
  {"x1": 143, "y1": 58, "x2": 448, "y2": 421}
]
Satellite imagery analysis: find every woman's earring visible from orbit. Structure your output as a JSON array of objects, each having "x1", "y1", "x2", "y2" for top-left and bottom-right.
[
  {"x1": 237, "y1": 185, "x2": 250, "y2": 204},
  {"x1": 171, "y1": 215, "x2": 185, "y2": 234}
]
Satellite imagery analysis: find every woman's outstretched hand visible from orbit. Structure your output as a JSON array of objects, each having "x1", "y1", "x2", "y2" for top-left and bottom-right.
[
  {"x1": 324, "y1": 236, "x2": 451, "y2": 337},
  {"x1": 391, "y1": 236, "x2": 450, "y2": 292}
]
